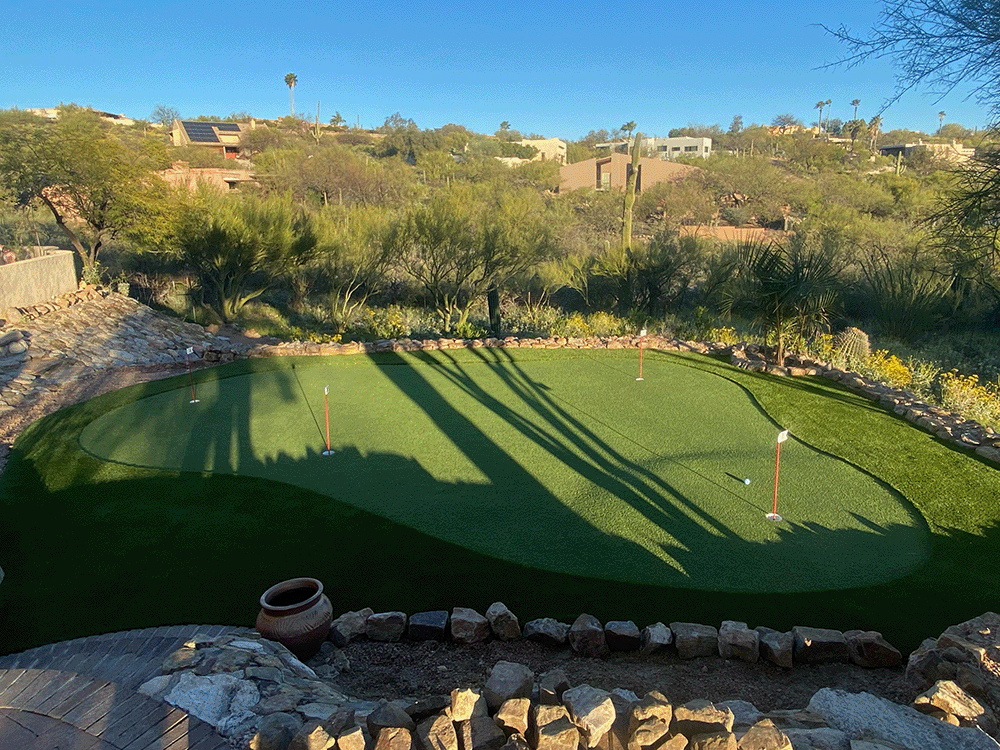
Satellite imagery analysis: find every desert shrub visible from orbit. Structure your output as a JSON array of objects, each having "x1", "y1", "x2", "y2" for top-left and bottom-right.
[
  {"x1": 864, "y1": 350, "x2": 912, "y2": 389},
  {"x1": 938, "y1": 370, "x2": 1000, "y2": 428}
]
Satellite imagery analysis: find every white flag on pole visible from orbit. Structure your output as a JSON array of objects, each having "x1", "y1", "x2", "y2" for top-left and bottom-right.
[{"x1": 777, "y1": 430, "x2": 789, "y2": 443}]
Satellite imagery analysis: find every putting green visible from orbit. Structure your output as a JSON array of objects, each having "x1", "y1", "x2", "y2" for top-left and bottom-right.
[{"x1": 79, "y1": 349, "x2": 929, "y2": 593}]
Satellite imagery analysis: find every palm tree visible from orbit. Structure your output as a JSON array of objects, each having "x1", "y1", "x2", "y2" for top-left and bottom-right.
[
  {"x1": 824, "y1": 99, "x2": 833, "y2": 133},
  {"x1": 621, "y1": 121, "x2": 637, "y2": 142},
  {"x1": 851, "y1": 99, "x2": 861, "y2": 120},
  {"x1": 815, "y1": 101, "x2": 825, "y2": 131},
  {"x1": 938, "y1": 110, "x2": 946, "y2": 134},
  {"x1": 868, "y1": 114, "x2": 882, "y2": 151},
  {"x1": 284, "y1": 73, "x2": 298, "y2": 117}
]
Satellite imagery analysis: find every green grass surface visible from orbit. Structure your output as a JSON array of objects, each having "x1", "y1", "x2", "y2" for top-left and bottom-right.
[{"x1": 1, "y1": 348, "x2": 998, "y2": 655}]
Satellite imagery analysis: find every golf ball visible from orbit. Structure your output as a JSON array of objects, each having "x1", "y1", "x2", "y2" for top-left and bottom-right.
[{"x1": 744, "y1": 478, "x2": 751, "y2": 485}]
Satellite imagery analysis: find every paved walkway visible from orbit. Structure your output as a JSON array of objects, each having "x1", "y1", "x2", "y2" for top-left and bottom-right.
[{"x1": 0, "y1": 624, "x2": 252, "y2": 749}]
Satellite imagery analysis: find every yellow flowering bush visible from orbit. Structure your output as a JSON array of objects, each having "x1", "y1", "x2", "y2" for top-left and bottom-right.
[
  {"x1": 938, "y1": 370, "x2": 1000, "y2": 428},
  {"x1": 706, "y1": 326, "x2": 739, "y2": 345},
  {"x1": 866, "y1": 350, "x2": 912, "y2": 389}
]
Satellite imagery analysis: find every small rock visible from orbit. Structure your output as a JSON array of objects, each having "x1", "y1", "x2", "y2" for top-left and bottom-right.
[
  {"x1": 670, "y1": 623, "x2": 718, "y2": 659},
  {"x1": 524, "y1": 618, "x2": 570, "y2": 646},
  {"x1": 367, "y1": 612, "x2": 407, "y2": 642},
  {"x1": 604, "y1": 621, "x2": 642, "y2": 652},
  {"x1": 450, "y1": 607, "x2": 491, "y2": 644},
  {"x1": 570, "y1": 614, "x2": 609, "y2": 658},
  {"x1": 486, "y1": 602, "x2": 522, "y2": 641},
  {"x1": 250, "y1": 712, "x2": 304, "y2": 750},
  {"x1": 484, "y1": 661, "x2": 535, "y2": 712},
  {"x1": 639, "y1": 623, "x2": 672, "y2": 655},
  {"x1": 408, "y1": 611, "x2": 449, "y2": 641}
]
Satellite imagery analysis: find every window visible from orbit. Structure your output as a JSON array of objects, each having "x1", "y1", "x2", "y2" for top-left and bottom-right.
[{"x1": 684, "y1": 145, "x2": 698, "y2": 152}]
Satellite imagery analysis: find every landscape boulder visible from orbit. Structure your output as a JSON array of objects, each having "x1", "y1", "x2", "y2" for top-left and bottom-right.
[
  {"x1": 328, "y1": 608, "x2": 372, "y2": 647},
  {"x1": 844, "y1": 630, "x2": 902, "y2": 668},
  {"x1": 524, "y1": 619, "x2": 570, "y2": 646},
  {"x1": 367, "y1": 612, "x2": 407, "y2": 642},
  {"x1": 639, "y1": 623, "x2": 672, "y2": 655},
  {"x1": 487, "y1": 602, "x2": 522, "y2": 640},
  {"x1": 451, "y1": 607, "x2": 491, "y2": 644},
  {"x1": 718, "y1": 621, "x2": 759, "y2": 664},
  {"x1": 484, "y1": 661, "x2": 535, "y2": 712},
  {"x1": 570, "y1": 614, "x2": 609, "y2": 658},
  {"x1": 563, "y1": 685, "x2": 616, "y2": 748},
  {"x1": 604, "y1": 621, "x2": 642, "y2": 652},
  {"x1": 408, "y1": 611, "x2": 449, "y2": 641},
  {"x1": 670, "y1": 623, "x2": 718, "y2": 659},
  {"x1": 792, "y1": 626, "x2": 849, "y2": 664}
]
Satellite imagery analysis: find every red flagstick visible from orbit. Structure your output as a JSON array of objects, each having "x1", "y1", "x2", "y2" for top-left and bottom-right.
[
  {"x1": 322, "y1": 385, "x2": 335, "y2": 455},
  {"x1": 636, "y1": 328, "x2": 647, "y2": 381},
  {"x1": 185, "y1": 347, "x2": 199, "y2": 403},
  {"x1": 768, "y1": 430, "x2": 789, "y2": 521}
]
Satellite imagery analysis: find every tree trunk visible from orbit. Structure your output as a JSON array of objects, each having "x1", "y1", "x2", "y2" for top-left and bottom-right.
[{"x1": 487, "y1": 286, "x2": 501, "y2": 334}]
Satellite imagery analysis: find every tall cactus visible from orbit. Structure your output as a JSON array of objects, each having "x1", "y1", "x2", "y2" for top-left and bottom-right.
[
  {"x1": 622, "y1": 131, "x2": 642, "y2": 252},
  {"x1": 832, "y1": 326, "x2": 870, "y2": 367}
]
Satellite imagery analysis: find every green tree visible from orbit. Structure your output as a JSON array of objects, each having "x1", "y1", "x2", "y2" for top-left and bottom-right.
[
  {"x1": 400, "y1": 184, "x2": 555, "y2": 331},
  {"x1": 313, "y1": 205, "x2": 400, "y2": 329},
  {"x1": 815, "y1": 101, "x2": 826, "y2": 131},
  {"x1": 0, "y1": 106, "x2": 173, "y2": 273},
  {"x1": 938, "y1": 110, "x2": 946, "y2": 133},
  {"x1": 621, "y1": 121, "x2": 637, "y2": 139},
  {"x1": 284, "y1": 73, "x2": 298, "y2": 116},
  {"x1": 150, "y1": 105, "x2": 181, "y2": 128},
  {"x1": 851, "y1": 99, "x2": 861, "y2": 120},
  {"x1": 175, "y1": 190, "x2": 318, "y2": 322}
]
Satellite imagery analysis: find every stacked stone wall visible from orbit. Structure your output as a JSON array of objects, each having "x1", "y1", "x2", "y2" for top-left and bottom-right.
[{"x1": 0, "y1": 249, "x2": 77, "y2": 311}]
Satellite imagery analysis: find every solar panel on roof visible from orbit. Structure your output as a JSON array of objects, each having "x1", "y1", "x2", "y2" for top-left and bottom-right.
[
  {"x1": 216, "y1": 123, "x2": 241, "y2": 131},
  {"x1": 182, "y1": 121, "x2": 220, "y2": 143}
]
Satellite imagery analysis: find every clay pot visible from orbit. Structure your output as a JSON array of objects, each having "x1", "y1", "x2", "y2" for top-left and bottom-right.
[{"x1": 255, "y1": 577, "x2": 333, "y2": 659}]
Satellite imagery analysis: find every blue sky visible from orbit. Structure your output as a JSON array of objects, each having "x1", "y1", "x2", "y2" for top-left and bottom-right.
[{"x1": 4, "y1": 0, "x2": 991, "y2": 140}]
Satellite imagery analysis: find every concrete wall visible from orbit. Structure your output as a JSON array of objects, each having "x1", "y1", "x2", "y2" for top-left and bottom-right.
[{"x1": 0, "y1": 250, "x2": 78, "y2": 310}]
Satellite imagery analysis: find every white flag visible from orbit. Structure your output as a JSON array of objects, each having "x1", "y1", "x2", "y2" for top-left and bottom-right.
[
  {"x1": 324, "y1": 385, "x2": 329, "y2": 395},
  {"x1": 777, "y1": 430, "x2": 789, "y2": 443},
  {"x1": 186, "y1": 346, "x2": 194, "y2": 355}
]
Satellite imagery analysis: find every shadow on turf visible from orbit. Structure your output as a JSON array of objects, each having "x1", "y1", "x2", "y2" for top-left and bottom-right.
[{"x1": 0, "y1": 350, "x2": 955, "y2": 656}]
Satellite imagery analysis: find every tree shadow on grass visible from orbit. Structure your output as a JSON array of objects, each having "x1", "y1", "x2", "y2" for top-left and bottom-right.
[{"x1": 0, "y1": 352, "x2": 963, "y2": 656}]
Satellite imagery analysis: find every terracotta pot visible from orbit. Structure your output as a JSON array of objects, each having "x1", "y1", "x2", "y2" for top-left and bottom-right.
[{"x1": 255, "y1": 577, "x2": 333, "y2": 659}]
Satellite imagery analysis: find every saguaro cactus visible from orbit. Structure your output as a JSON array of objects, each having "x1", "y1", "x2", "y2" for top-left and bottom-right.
[{"x1": 622, "y1": 131, "x2": 642, "y2": 252}]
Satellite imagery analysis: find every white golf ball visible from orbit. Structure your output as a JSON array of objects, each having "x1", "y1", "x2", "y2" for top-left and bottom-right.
[{"x1": 744, "y1": 478, "x2": 751, "y2": 485}]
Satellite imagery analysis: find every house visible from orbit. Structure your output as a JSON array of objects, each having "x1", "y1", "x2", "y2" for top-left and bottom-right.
[
  {"x1": 879, "y1": 139, "x2": 976, "y2": 164},
  {"x1": 158, "y1": 161, "x2": 254, "y2": 191},
  {"x1": 642, "y1": 136, "x2": 712, "y2": 160},
  {"x1": 170, "y1": 119, "x2": 252, "y2": 159},
  {"x1": 594, "y1": 137, "x2": 712, "y2": 160},
  {"x1": 518, "y1": 137, "x2": 568, "y2": 164},
  {"x1": 559, "y1": 152, "x2": 696, "y2": 192}
]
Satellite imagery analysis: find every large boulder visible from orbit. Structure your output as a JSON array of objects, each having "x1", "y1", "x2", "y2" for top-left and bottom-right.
[
  {"x1": 670, "y1": 623, "x2": 718, "y2": 659},
  {"x1": 563, "y1": 684, "x2": 616, "y2": 748},
  {"x1": 718, "y1": 621, "x2": 759, "y2": 664},
  {"x1": 524, "y1": 618, "x2": 570, "y2": 646},
  {"x1": 604, "y1": 621, "x2": 642, "y2": 652},
  {"x1": 792, "y1": 626, "x2": 849, "y2": 664},
  {"x1": 408, "y1": 611, "x2": 449, "y2": 641},
  {"x1": 496, "y1": 698, "x2": 532, "y2": 737},
  {"x1": 457, "y1": 716, "x2": 507, "y2": 750},
  {"x1": 451, "y1": 607, "x2": 491, "y2": 644},
  {"x1": 486, "y1": 602, "x2": 522, "y2": 641},
  {"x1": 367, "y1": 612, "x2": 407, "y2": 642},
  {"x1": 734, "y1": 719, "x2": 791, "y2": 750},
  {"x1": 808, "y1": 688, "x2": 1000, "y2": 750},
  {"x1": 570, "y1": 614, "x2": 610, "y2": 657},
  {"x1": 844, "y1": 630, "x2": 903, "y2": 668},
  {"x1": 671, "y1": 700, "x2": 734, "y2": 736},
  {"x1": 417, "y1": 713, "x2": 459, "y2": 750},
  {"x1": 451, "y1": 687, "x2": 488, "y2": 721},
  {"x1": 913, "y1": 680, "x2": 998, "y2": 735},
  {"x1": 484, "y1": 661, "x2": 535, "y2": 713},
  {"x1": 250, "y1": 712, "x2": 304, "y2": 750},
  {"x1": 367, "y1": 702, "x2": 416, "y2": 734},
  {"x1": 755, "y1": 626, "x2": 793, "y2": 669},
  {"x1": 639, "y1": 623, "x2": 672, "y2": 655},
  {"x1": 539, "y1": 669, "x2": 571, "y2": 705}
]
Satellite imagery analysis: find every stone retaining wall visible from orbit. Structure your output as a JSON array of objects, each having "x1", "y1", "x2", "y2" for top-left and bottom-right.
[
  {"x1": 0, "y1": 249, "x2": 76, "y2": 312},
  {"x1": 137, "y1": 608, "x2": 1000, "y2": 750}
]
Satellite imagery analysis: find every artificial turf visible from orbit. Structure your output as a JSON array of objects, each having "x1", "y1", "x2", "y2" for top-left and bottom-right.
[{"x1": 1, "y1": 348, "x2": 997, "y2": 655}]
